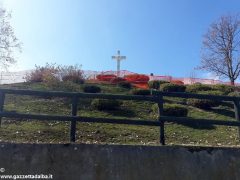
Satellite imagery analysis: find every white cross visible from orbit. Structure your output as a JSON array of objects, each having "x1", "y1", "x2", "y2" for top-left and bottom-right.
[{"x1": 112, "y1": 50, "x2": 126, "y2": 77}]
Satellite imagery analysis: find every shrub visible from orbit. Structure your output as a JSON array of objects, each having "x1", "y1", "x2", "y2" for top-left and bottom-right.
[
  {"x1": 91, "y1": 99, "x2": 120, "y2": 111},
  {"x1": 187, "y1": 99, "x2": 213, "y2": 109},
  {"x1": 62, "y1": 75, "x2": 84, "y2": 84},
  {"x1": 185, "y1": 84, "x2": 212, "y2": 93},
  {"x1": 131, "y1": 89, "x2": 151, "y2": 95},
  {"x1": 212, "y1": 84, "x2": 234, "y2": 95},
  {"x1": 152, "y1": 103, "x2": 188, "y2": 117},
  {"x1": 42, "y1": 73, "x2": 60, "y2": 88},
  {"x1": 163, "y1": 104, "x2": 188, "y2": 117},
  {"x1": 198, "y1": 90, "x2": 224, "y2": 96},
  {"x1": 60, "y1": 64, "x2": 85, "y2": 84},
  {"x1": 83, "y1": 85, "x2": 101, "y2": 93},
  {"x1": 118, "y1": 81, "x2": 132, "y2": 89},
  {"x1": 25, "y1": 63, "x2": 60, "y2": 83},
  {"x1": 228, "y1": 91, "x2": 240, "y2": 97},
  {"x1": 25, "y1": 63, "x2": 85, "y2": 85},
  {"x1": 148, "y1": 80, "x2": 170, "y2": 90},
  {"x1": 187, "y1": 90, "x2": 223, "y2": 109},
  {"x1": 160, "y1": 83, "x2": 186, "y2": 92},
  {"x1": 148, "y1": 80, "x2": 161, "y2": 89}
]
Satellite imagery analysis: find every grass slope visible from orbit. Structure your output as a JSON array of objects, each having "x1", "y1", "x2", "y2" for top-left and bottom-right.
[{"x1": 0, "y1": 82, "x2": 239, "y2": 146}]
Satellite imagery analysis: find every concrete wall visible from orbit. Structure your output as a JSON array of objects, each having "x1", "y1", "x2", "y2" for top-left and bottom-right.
[{"x1": 0, "y1": 143, "x2": 240, "y2": 180}]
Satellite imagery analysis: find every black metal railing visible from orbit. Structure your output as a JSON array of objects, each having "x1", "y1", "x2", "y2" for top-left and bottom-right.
[{"x1": 0, "y1": 88, "x2": 239, "y2": 145}]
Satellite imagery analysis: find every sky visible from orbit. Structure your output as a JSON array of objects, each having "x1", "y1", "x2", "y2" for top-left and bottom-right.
[{"x1": 1, "y1": 0, "x2": 240, "y2": 80}]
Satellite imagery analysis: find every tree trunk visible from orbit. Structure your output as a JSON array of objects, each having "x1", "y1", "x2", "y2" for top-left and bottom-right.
[{"x1": 230, "y1": 79, "x2": 235, "y2": 85}]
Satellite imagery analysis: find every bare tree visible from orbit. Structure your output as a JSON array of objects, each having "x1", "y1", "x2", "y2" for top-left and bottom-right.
[
  {"x1": 198, "y1": 15, "x2": 240, "y2": 85},
  {"x1": 0, "y1": 7, "x2": 21, "y2": 69}
]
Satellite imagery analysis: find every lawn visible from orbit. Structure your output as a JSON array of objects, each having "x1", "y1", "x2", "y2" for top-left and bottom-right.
[{"x1": 0, "y1": 82, "x2": 239, "y2": 147}]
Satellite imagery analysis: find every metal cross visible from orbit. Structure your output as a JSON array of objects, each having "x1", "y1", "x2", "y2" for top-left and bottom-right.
[{"x1": 112, "y1": 50, "x2": 126, "y2": 77}]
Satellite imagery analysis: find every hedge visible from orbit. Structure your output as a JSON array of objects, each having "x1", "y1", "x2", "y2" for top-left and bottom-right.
[
  {"x1": 186, "y1": 84, "x2": 212, "y2": 93},
  {"x1": 152, "y1": 103, "x2": 188, "y2": 117},
  {"x1": 83, "y1": 85, "x2": 101, "y2": 93},
  {"x1": 212, "y1": 84, "x2": 234, "y2": 95},
  {"x1": 160, "y1": 83, "x2": 186, "y2": 92},
  {"x1": 131, "y1": 89, "x2": 151, "y2": 95},
  {"x1": 148, "y1": 80, "x2": 170, "y2": 90},
  {"x1": 187, "y1": 90, "x2": 224, "y2": 109},
  {"x1": 118, "y1": 81, "x2": 132, "y2": 89},
  {"x1": 62, "y1": 75, "x2": 84, "y2": 84},
  {"x1": 91, "y1": 99, "x2": 120, "y2": 111}
]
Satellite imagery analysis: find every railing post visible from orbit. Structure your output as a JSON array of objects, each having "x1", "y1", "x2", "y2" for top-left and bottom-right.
[
  {"x1": 158, "y1": 95, "x2": 165, "y2": 145},
  {"x1": 233, "y1": 99, "x2": 240, "y2": 139},
  {"x1": 70, "y1": 95, "x2": 78, "y2": 142},
  {"x1": 0, "y1": 91, "x2": 5, "y2": 127}
]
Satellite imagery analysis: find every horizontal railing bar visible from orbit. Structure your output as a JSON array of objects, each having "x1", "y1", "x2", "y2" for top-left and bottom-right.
[
  {"x1": 1, "y1": 111, "x2": 240, "y2": 127},
  {"x1": 0, "y1": 88, "x2": 238, "y2": 102},
  {"x1": 155, "y1": 91, "x2": 237, "y2": 102},
  {"x1": 0, "y1": 89, "x2": 157, "y2": 102},
  {"x1": 0, "y1": 112, "x2": 161, "y2": 126},
  {"x1": 161, "y1": 116, "x2": 240, "y2": 126}
]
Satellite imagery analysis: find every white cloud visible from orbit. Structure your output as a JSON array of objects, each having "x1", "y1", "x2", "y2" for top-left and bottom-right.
[{"x1": 202, "y1": 72, "x2": 220, "y2": 80}]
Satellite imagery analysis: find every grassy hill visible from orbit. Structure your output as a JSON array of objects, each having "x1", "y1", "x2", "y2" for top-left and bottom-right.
[{"x1": 0, "y1": 81, "x2": 239, "y2": 147}]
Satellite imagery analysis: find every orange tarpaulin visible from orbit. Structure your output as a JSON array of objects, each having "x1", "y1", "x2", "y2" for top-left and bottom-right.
[
  {"x1": 110, "y1": 77, "x2": 126, "y2": 84},
  {"x1": 124, "y1": 74, "x2": 150, "y2": 89},
  {"x1": 124, "y1": 74, "x2": 150, "y2": 83},
  {"x1": 96, "y1": 74, "x2": 117, "y2": 82},
  {"x1": 96, "y1": 73, "x2": 150, "y2": 89}
]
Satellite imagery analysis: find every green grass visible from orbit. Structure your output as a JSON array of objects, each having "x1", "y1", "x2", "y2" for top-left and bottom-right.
[{"x1": 0, "y1": 81, "x2": 239, "y2": 147}]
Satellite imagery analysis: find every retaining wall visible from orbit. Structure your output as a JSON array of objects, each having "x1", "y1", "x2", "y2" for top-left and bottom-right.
[{"x1": 0, "y1": 143, "x2": 240, "y2": 180}]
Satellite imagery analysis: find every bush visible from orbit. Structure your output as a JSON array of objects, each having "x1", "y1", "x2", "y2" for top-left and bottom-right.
[
  {"x1": 83, "y1": 85, "x2": 101, "y2": 93},
  {"x1": 62, "y1": 75, "x2": 84, "y2": 84},
  {"x1": 118, "y1": 81, "x2": 132, "y2": 89},
  {"x1": 228, "y1": 91, "x2": 240, "y2": 97},
  {"x1": 60, "y1": 64, "x2": 85, "y2": 84},
  {"x1": 91, "y1": 99, "x2": 120, "y2": 111},
  {"x1": 148, "y1": 81, "x2": 160, "y2": 89},
  {"x1": 186, "y1": 84, "x2": 212, "y2": 93},
  {"x1": 152, "y1": 103, "x2": 188, "y2": 117},
  {"x1": 187, "y1": 99, "x2": 213, "y2": 109},
  {"x1": 131, "y1": 89, "x2": 151, "y2": 95},
  {"x1": 25, "y1": 63, "x2": 85, "y2": 85},
  {"x1": 42, "y1": 73, "x2": 60, "y2": 88},
  {"x1": 212, "y1": 84, "x2": 234, "y2": 95},
  {"x1": 198, "y1": 90, "x2": 224, "y2": 96},
  {"x1": 160, "y1": 83, "x2": 186, "y2": 92},
  {"x1": 163, "y1": 104, "x2": 188, "y2": 117},
  {"x1": 187, "y1": 90, "x2": 223, "y2": 109},
  {"x1": 148, "y1": 80, "x2": 170, "y2": 89},
  {"x1": 25, "y1": 63, "x2": 60, "y2": 83}
]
